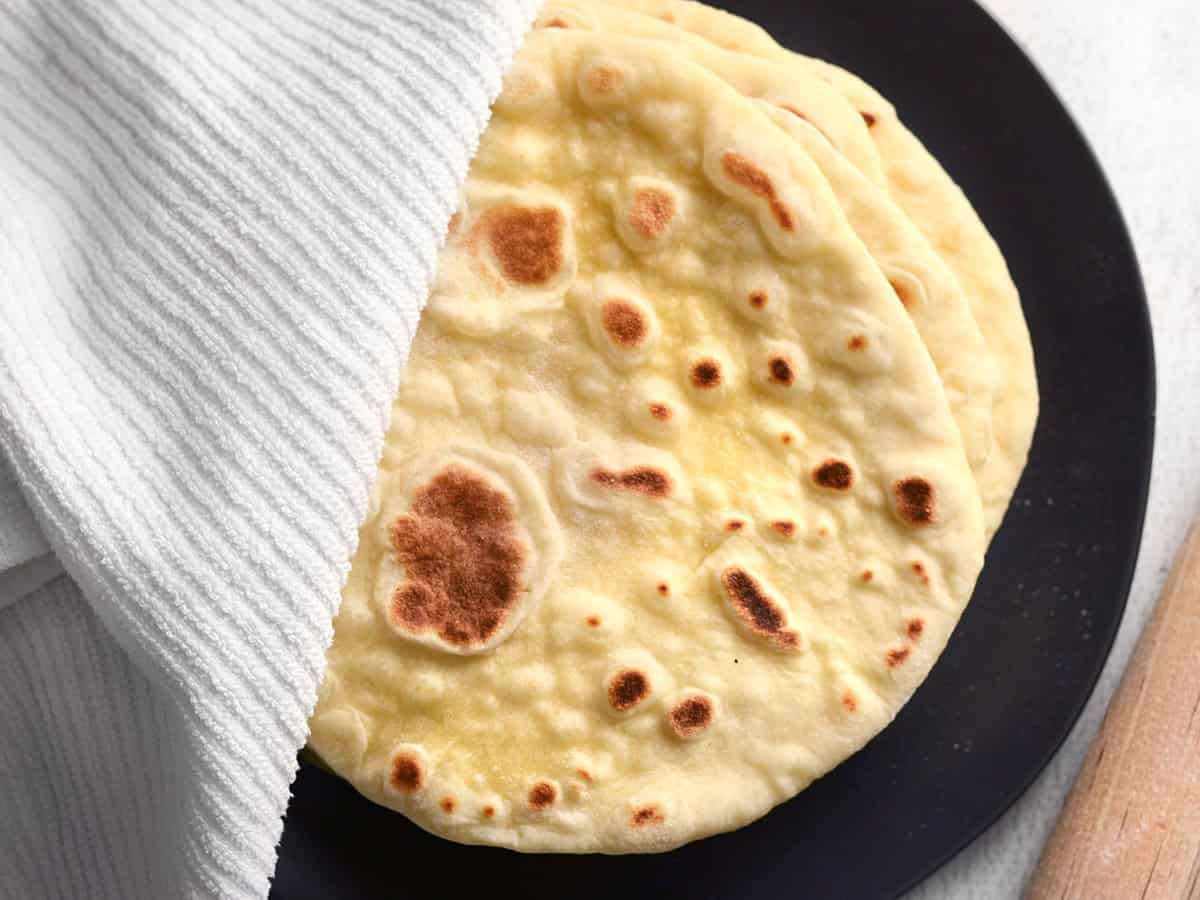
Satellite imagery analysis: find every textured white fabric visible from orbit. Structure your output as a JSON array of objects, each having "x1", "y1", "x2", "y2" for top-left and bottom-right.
[
  {"x1": 0, "y1": 552, "x2": 62, "y2": 612},
  {"x1": 0, "y1": 0, "x2": 538, "y2": 897},
  {"x1": 0, "y1": 579, "x2": 182, "y2": 899},
  {"x1": 0, "y1": 457, "x2": 48, "y2": 573}
]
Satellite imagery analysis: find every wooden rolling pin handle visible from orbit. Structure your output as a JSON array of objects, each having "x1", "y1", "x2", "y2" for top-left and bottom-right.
[{"x1": 1027, "y1": 518, "x2": 1200, "y2": 900}]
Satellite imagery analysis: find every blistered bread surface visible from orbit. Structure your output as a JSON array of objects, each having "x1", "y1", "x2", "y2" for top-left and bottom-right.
[{"x1": 310, "y1": 31, "x2": 985, "y2": 853}]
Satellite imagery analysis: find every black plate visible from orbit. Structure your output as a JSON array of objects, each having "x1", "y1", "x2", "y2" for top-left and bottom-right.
[{"x1": 272, "y1": 1, "x2": 1154, "y2": 897}]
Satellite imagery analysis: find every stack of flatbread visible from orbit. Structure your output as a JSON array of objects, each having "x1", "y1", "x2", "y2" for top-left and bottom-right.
[{"x1": 308, "y1": 0, "x2": 1038, "y2": 853}]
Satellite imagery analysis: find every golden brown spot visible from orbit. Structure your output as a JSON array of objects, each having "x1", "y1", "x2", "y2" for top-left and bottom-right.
[
  {"x1": 861, "y1": 111, "x2": 878, "y2": 127},
  {"x1": 389, "y1": 464, "x2": 525, "y2": 648},
  {"x1": 544, "y1": 16, "x2": 568, "y2": 27},
  {"x1": 816, "y1": 527, "x2": 829, "y2": 538},
  {"x1": 887, "y1": 646, "x2": 911, "y2": 668},
  {"x1": 528, "y1": 781, "x2": 557, "y2": 810},
  {"x1": 847, "y1": 334, "x2": 868, "y2": 352},
  {"x1": 812, "y1": 459, "x2": 854, "y2": 491},
  {"x1": 894, "y1": 477, "x2": 936, "y2": 526},
  {"x1": 600, "y1": 299, "x2": 648, "y2": 347},
  {"x1": 482, "y1": 205, "x2": 564, "y2": 286},
  {"x1": 911, "y1": 561, "x2": 931, "y2": 587},
  {"x1": 590, "y1": 466, "x2": 673, "y2": 498},
  {"x1": 669, "y1": 695, "x2": 714, "y2": 738},
  {"x1": 576, "y1": 768, "x2": 593, "y2": 782},
  {"x1": 890, "y1": 278, "x2": 916, "y2": 309},
  {"x1": 907, "y1": 618, "x2": 925, "y2": 640},
  {"x1": 440, "y1": 796, "x2": 456, "y2": 814},
  {"x1": 656, "y1": 581, "x2": 670, "y2": 597},
  {"x1": 482, "y1": 805, "x2": 496, "y2": 818},
  {"x1": 608, "y1": 668, "x2": 651, "y2": 712},
  {"x1": 587, "y1": 66, "x2": 622, "y2": 95},
  {"x1": 648, "y1": 402, "x2": 672, "y2": 421},
  {"x1": 726, "y1": 518, "x2": 745, "y2": 532},
  {"x1": 719, "y1": 567, "x2": 800, "y2": 650},
  {"x1": 659, "y1": 11, "x2": 675, "y2": 22},
  {"x1": 447, "y1": 211, "x2": 462, "y2": 235},
  {"x1": 781, "y1": 433, "x2": 793, "y2": 445},
  {"x1": 767, "y1": 355, "x2": 794, "y2": 385},
  {"x1": 389, "y1": 752, "x2": 423, "y2": 795},
  {"x1": 690, "y1": 358, "x2": 722, "y2": 389},
  {"x1": 586, "y1": 614, "x2": 601, "y2": 627},
  {"x1": 842, "y1": 690, "x2": 858, "y2": 713},
  {"x1": 628, "y1": 187, "x2": 676, "y2": 241},
  {"x1": 771, "y1": 520, "x2": 796, "y2": 538},
  {"x1": 748, "y1": 290, "x2": 768, "y2": 309},
  {"x1": 630, "y1": 804, "x2": 666, "y2": 828},
  {"x1": 720, "y1": 150, "x2": 794, "y2": 231},
  {"x1": 861, "y1": 569, "x2": 874, "y2": 583}
]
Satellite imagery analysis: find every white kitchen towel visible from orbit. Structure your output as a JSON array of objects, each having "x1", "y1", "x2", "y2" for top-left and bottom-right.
[
  {"x1": 0, "y1": 0, "x2": 539, "y2": 896},
  {"x1": 0, "y1": 457, "x2": 48, "y2": 576},
  {"x1": 0, "y1": 577, "x2": 184, "y2": 899},
  {"x1": 0, "y1": 457, "x2": 58, "y2": 612}
]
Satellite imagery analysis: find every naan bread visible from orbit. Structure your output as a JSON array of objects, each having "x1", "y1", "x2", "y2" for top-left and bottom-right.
[
  {"x1": 536, "y1": 0, "x2": 999, "y2": 495},
  {"x1": 309, "y1": 30, "x2": 986, "y2": 853},
  {"x1": 602, "y1": 0, "x2": 1038, "y2": 535},
  {"x1": 538, "y1": 1, "x2": 887, "y2": 190}
]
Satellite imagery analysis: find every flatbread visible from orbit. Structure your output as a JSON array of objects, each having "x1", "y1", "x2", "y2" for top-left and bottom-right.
[
  {"x1": 537, "y1": 1, "x2": 887, "y2": 190},
  {"x1": 309, "y1": 30, "x2": 985, "y2": 853},
  {"x1": 601, "y1": 0, "x2": 1038, "y2": 535},
  {"x1": 536, "y1": 0, "x2": 999, "y2": 497}
]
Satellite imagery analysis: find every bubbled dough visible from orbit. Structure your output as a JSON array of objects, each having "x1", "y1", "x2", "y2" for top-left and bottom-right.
[
  {"x1": 535, "y1": 0, "x2": 888, "y2": 190},
  {"x1": 373, "y1": 447, "x2": 564, "y2": 655},
  {"x1": 310, "y1": 31, "x2": 985, "y2": 855},
  {"x1": 598, "y1": 0, "x2": 1038, "y2": 537},
  {"x1": 540, "y1": 0, "x2": 1003, "y2": 504}
]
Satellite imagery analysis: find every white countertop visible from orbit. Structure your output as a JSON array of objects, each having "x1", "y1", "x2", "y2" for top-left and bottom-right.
[{"x1": 910, "y1": 0, "x2": 1200, "y2": 897}]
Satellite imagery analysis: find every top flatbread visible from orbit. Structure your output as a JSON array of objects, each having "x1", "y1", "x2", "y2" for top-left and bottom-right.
[
  {"x1": 309, "y1": 30, "x2": 985, "y2": 853},
  {"x1": 601, "y1": 0, "x2": 1038, "y2": 535},
  {"x1": 536, "y1": 0, "x2": 1000, "y2": 505}
]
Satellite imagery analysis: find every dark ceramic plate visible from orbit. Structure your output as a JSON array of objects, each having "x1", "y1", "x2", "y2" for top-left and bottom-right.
[{"x1": 272, "y1": 1, "x2": 1154, "y2": 896}]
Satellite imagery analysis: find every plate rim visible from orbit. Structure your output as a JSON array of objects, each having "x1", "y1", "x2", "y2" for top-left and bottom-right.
[{"x1": 889, "y1": 1, "x2": 1156, "y2": 893}]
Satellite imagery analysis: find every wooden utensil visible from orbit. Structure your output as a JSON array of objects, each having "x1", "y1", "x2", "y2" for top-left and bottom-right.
[{"x1": 1028, "y1": 517, "x2": 1200, "y2": 900}]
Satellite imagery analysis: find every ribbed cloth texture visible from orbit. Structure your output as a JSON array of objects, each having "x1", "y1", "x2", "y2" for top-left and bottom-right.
[
  {"x1": 0, "y1": 579, "x2": 182, "y2": 898},
  {"x1": 0, "y1": 457, "x2": 48, "y2": 573},
  {"x1": 0, "y1": 1, "x2": 538, "y2": 896}
]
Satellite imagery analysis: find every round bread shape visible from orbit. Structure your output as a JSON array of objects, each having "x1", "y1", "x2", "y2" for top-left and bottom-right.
[{"x1": 309, "y1": 31, "x2": 985, "y2": 854}]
